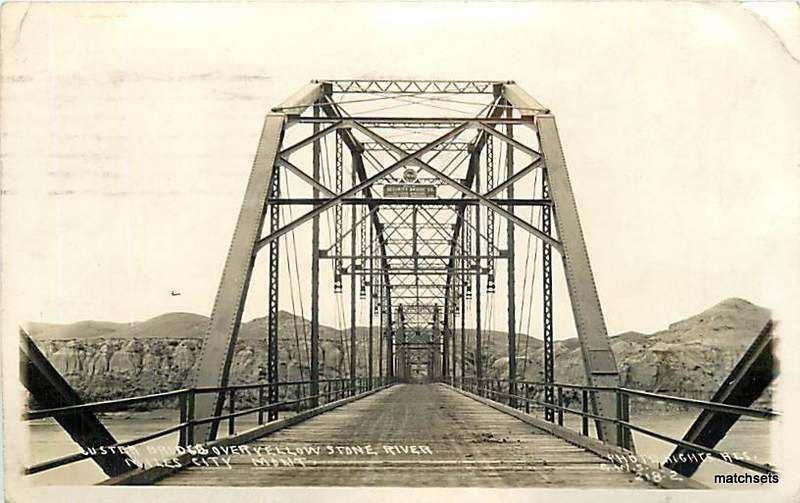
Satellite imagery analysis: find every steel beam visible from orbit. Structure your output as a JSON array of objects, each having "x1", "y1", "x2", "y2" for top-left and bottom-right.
[
  {"x1": 506, "y1": 107, "x2": 517, "y2": 408},
  {"x1": 271, "y1": 82, "x2": 324, "y2": 116},
  {"x1": 501, "y1": 82, "x2": 549, "y2": 118},
  {"x1": 460, "y1": 216, "x2": 467, "y2": 380},
  {"x1": 253, "y1": 123, "x2": 471, "y2": 250},
  {"x1": 319, "y1": 95, "x2": 394, "y2": 325},
  {"x1": 350, "y1": 154, "x2": 358, "y2": 394},
  {"x1": 310, "y1": 103, "x2": 321, "y2": 407},
  {"x1": 334, "y1": 135, "x2": 344, "y2": 292},
  {"x1": 350, "y1": 123, "x2": 562, "y2": 251},
  {"x1": 484, "y1": 160, "x2": 544, "y2": 199},
  {"x1": 190, "y1": 114, "x2": 284, "y2": 442},
  {"x1": 267, "y1": 167, "x2": 281, "y2": 422},
  {"x1": 20, "y1": 330, "x2": 133, "y2": 476},
  {"x1": 543, "y1": 176, "x2": 555, "y2": 422},
  {"x1": 324, "y1": 79, "x2": 500, "y2": 94},
  {"x1": 277, "y1": 158, "x2": 336, "y2": 198},
  {"x1": 665, "y1": 318, "x2": 775, "y2": 476},
  {"x1": 368, "y1": 221, "x2": 374, "y2": 386},
  {"x1": 474, "y1": 165, "x2": 483, "y2": 386},
  {"x1": 535, "y1": 115, "x2": 621, "y2": 445}
]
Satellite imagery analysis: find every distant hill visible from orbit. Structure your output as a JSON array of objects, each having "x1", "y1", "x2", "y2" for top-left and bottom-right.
[
  {"x1": 26, "y1": 320, "x2": 136, "y2": 340},
  {"x1": 26, "y1": 298, "x2": 773, "y2": 408}
]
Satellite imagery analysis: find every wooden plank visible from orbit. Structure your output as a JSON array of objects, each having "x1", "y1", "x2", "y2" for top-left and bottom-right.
[
  {"x1": 153, "y1": 384, "x2": 679, "y2": 488},
  {"x1": 448, "y1": 384, "x2": 704, "y2": 489},
  {"x1": 102, "y1": 384, "x2": 391, "y2": 485}
]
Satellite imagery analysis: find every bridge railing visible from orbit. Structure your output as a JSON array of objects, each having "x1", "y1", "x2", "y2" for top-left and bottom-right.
[
  {"x1": 448, "y1": 376, "x2": 777, "y2": 475},
  {"x1": 23, "y1": 376, "x2": 391, "y2": 475}
]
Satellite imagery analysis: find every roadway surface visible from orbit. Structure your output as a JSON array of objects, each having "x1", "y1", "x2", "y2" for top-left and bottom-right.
[{"x1": 156, "y1": 383, "x2": 652, "y2": 487}]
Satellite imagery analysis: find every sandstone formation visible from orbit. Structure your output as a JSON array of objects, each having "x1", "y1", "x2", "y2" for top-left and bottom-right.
[{"x1": 26, "y1": 299, "x2": 774, "y2": 410}]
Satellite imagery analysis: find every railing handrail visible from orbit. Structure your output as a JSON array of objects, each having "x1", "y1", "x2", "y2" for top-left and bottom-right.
[
  {"x1": 24, "y1": 378, "x2": 365, "y2": 420},
  {"x1": 451, "y1": 376, "x2": 777, "y2": 476},
  {"x1": 24, "y1": 388, "x2": 191, "y2": 420},
  {"x1": 460, "y1": 377, "x2": 778, "y2": 419},
  {"x1": 24, "y1": 375, "x2": 394, "y2": 475}
]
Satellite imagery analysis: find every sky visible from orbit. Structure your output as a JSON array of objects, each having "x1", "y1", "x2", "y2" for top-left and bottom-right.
[{"x1": 1, "y1": 1, "x2": 799, "y2": 343}]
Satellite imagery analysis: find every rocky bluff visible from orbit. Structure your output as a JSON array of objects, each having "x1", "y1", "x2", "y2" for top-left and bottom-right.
[
  {"x1": 27, "y1": 298, "x2": 774, "y2": 409},
  {"x1": 28, "y1": 311, "x2": 370, "y2": 405}
]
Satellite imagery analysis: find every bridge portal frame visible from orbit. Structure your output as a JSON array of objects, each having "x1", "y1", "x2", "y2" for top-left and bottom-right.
[{"x1": 189, "y1": 80, "x2": 625, "y2": 446}]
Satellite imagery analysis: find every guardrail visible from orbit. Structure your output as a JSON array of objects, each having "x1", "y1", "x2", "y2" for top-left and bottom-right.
[
  {"x1": 24, "y1": 376, "x2": 391, "y2": 475},
  {"x1": 449, "y1": 376, "x2": 777, "y2": 475}
]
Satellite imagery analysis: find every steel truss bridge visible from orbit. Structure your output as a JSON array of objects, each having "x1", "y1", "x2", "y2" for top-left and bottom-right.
[{"x1": 20, "y1": 80, "x2": 777, "y2": 488}]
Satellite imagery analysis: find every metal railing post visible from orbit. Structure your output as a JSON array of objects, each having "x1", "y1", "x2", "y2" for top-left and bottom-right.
[
  {"x1": 582, "y1": 389, "x2": 589, "y2": 436},
  {"x1": 557, "y1": 386, "x2": 564, "y2": 426},
  {"x1": 228, "y1": 389, "x2": 235, "y2": 435},
  {"x1": 187, "y1": 388, "x2": 196, "y2": 446},
  {"x1": 258, "y1": 385, "x2": 265, "y2": 425},
  {"x1": 178, "y1": 391, "x2": 188, "y2": 448},
  {"x1": 525, "y1": 384, "x2": 531, "y2": 414},
  {"x1": 622, "y1": 392, "x2": 630, "y2": 450},
  {"x1": 296, "y1": 383, "x2": 302, "y2": 412},
  {"x1": 616, "y1": 389, "x2": 624, "y2": 447}
]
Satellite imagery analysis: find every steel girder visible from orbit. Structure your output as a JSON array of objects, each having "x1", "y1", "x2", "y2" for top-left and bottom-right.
[
  {"x1": 192, "y1": 81, "x2": 622, "y2": 450},
  {"x1": 20, "y1": 330, "x2": 134, "y2": 476},
  {"x1": 534, "y1": 115, "x2": 623, "y2": 446},
  {"x1": 190, "y1": 114, "x2": 284, "y2": 442}
]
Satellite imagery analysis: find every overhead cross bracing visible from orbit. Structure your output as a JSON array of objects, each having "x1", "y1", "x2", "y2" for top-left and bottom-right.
[{"x1": 188, "y1": 79, "x2": 625, "y2": 447}]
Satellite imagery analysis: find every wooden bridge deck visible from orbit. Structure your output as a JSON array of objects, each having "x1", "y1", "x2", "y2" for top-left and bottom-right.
[{"x1": 155, "y1": 383, "x2": 654, "y2": 488}]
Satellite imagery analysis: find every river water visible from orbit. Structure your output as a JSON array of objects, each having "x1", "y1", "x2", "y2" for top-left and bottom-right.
[{"x1": 22, "y1": 408, "x2": 772, "y2": 487}]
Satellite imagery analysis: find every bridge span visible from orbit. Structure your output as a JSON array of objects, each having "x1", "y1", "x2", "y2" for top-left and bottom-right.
[
  {"x1": 19, "y1": 80, "x2": 777, "y2": 489},
  {"x1": 96, "y1": 383, "x2": 699, "y2": 488}
]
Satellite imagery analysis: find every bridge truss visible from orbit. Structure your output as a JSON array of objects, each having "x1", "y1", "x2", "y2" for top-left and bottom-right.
[{"x1": 189, "y1": 79, "x2": 625, "y2": 445}]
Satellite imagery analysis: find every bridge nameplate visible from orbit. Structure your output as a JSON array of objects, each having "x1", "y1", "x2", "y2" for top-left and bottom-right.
[{"x1": 383, "y1": 184, "x2": 437, "y2": 198}]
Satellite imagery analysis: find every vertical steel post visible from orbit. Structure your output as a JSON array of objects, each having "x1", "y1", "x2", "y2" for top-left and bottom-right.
[
  {"x1": 506, "y1": 104, "x2": 517, "y2": 408},
  {"x1": 582, "y1": 389, "x2": 589, "y2": 436},
  {"x1": 460, "y1": 229, "x2": 466, "y2": 381},
  {"x1": 525, "y1": 384, "x2": 531, "y2": 414},
  {"x1": 616, "y1": 390, "x2": 624, "y2": 447},
  {"x1": 378, "y1": 274, "x2": 384, "y2": 379},
  {"x1": 387, "y1": 286, "x2": 394, "y2": 379},
  {"x1": 187, "y1": 389, "x2": 196, "y2": 446},
  {"x1": 350, "y1": 151, "x2": 358, "y2": 396},
  {"x1": 334, "y1": 135, "x2": 343, "y2": 292},
  {"x1": 486, "y1": 135, "x2": 495, "y2": 292},
  {"x1": 622, "y1": 393, "x2": 631, "y2": 450},
  {"x1": 433, "y1": 305, "x2": 441, "y2": 381},
  {"x1": 267, "y1": 167, "x2": 281, "y2": 422},
  {"x1": 368, "y1": 221, "x2": 374, "y2": 388},
  {"x1": 228, "y1": 389, "x2": 235, "y2": 435},
  {"x1": 258, "y1": 385, "x2": 265, "y2": 425},
  {"x1": 474, "y1": 168, "x2": 483, "y2": 388},
  {"x1": 557, "y1": 386, "x2": 564, "y2": 426},
  {"x1": 542, "y1": 174, "x2": 554, "y2": 422},
  {"x1": 451, "y1": 286, "x2": 457, "y2": 383},
  {"x1": 441, "y1": 287, "x2": 450, "y2": 380},
  {"x1": 178, "y1": 392, "x2": 188, "y2": 448},
  {"x1": 310, "y1": 100, "x2": 321, "y2": 408}
]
